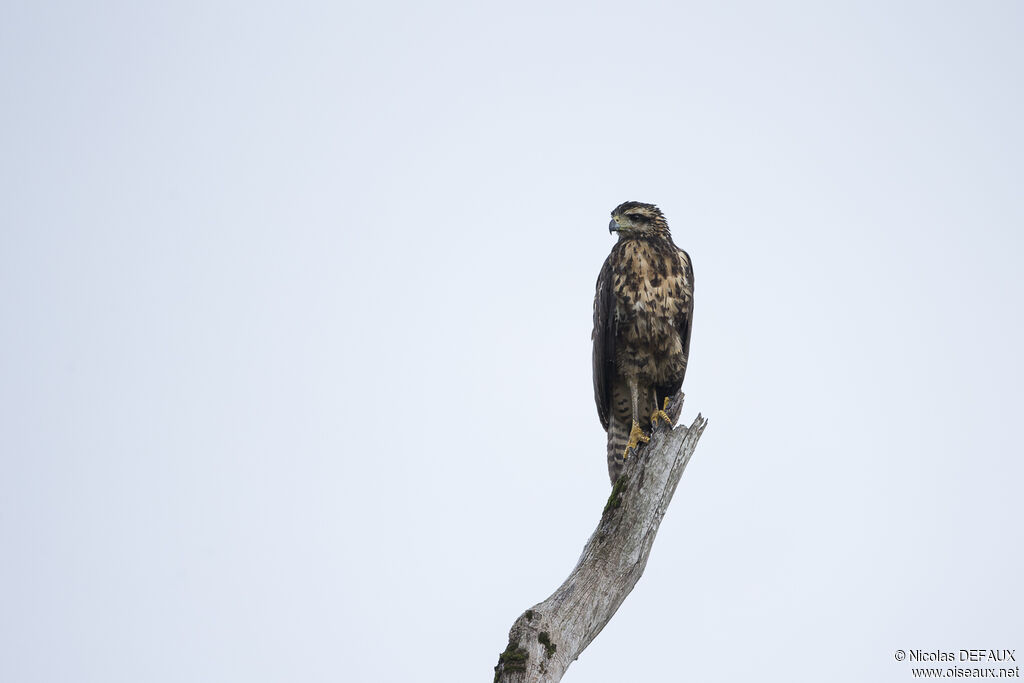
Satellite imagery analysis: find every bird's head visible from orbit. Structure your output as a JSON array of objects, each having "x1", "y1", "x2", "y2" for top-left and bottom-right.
[{"x1": 608, "y1": 201, "x2": 670, "y2": 238}]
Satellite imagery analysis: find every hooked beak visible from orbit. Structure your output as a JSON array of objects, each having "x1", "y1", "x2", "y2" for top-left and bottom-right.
[{"x1": 608, "y1": 218, "x2": 619, "y2": 234}]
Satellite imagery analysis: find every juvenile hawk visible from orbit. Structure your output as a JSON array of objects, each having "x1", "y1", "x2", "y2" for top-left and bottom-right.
[{"x1": 593, "y1": 201, "x2": 694, "y2": 484}]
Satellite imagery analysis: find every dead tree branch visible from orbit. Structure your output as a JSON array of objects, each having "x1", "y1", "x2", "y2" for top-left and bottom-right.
[{"x1": 493, "y1": 392, "x2": 708, "y2": 683}]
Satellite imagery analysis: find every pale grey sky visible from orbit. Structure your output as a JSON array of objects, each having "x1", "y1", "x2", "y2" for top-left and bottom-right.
[{"x1": 2, "y1": 2, "x2": 1022, "y2": 682}]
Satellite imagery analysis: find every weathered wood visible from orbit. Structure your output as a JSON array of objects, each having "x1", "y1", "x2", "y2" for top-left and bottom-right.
[{"x1": 493, "y1": 393, "x2": 707, "y2": 683}]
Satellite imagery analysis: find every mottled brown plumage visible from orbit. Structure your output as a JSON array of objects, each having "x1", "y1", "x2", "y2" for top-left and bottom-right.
[{"x1": 593, "y1": 202, "x2": 694, "y2": 484}]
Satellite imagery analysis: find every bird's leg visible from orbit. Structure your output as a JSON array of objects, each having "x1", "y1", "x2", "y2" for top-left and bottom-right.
[
  {"x1": 623, "y1": 376, "x2": 650, "y2": 459},
  {"x1": 624, "y1": 421, "x2": 650, "y2": 458},
  {"x1": 651, "y1": 394, "x2": 673, "y2": 427}
]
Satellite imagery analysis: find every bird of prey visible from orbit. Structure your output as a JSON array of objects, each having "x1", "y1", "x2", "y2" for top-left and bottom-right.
[{"x1": 593, "y1": 201, "x2": 694, "y2": 484}]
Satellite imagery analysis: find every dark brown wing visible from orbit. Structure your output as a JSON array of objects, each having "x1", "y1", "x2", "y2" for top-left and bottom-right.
[
  {"x1": 678, "y1": 247, "x2": 694, "y2": 369},
  {"x1": 655, "y1": 247, "x2": 695, "y2": 403},
  {"x1": 592, "y1": 255, "x2": 616, "y2": 430}
]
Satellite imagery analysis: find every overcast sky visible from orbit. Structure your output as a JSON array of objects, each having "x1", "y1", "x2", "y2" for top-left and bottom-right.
[{"x1": 2, "y1": 2, "x2": 1022, "y2": 682}]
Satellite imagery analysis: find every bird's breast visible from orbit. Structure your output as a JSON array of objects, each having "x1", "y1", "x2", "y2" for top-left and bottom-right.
[{"x1": 611, "y1": 241, "x2": 687, "y2": 332}]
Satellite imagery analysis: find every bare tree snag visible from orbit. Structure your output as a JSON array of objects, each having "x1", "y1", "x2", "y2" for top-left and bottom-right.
[{"x1": 493, "y1": 392, "x2": 708, "y2": 683}]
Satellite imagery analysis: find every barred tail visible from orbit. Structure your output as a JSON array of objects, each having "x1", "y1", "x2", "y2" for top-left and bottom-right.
[{"x1": 606, "y1": 415, "x2": 631, "y2": 484}]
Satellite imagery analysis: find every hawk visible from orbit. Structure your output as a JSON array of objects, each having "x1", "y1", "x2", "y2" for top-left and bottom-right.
[{"x1": 593, "y1": 201, "x2": 694, "y2": 484}]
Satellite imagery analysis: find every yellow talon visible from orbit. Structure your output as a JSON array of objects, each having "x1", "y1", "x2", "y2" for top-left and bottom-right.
[
  {"x1": 651, "y1": 397, "x2": 674, "y2": 426},
  {"x1": 622, "y1": 420, "x2": 651, "y2": 459}
]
